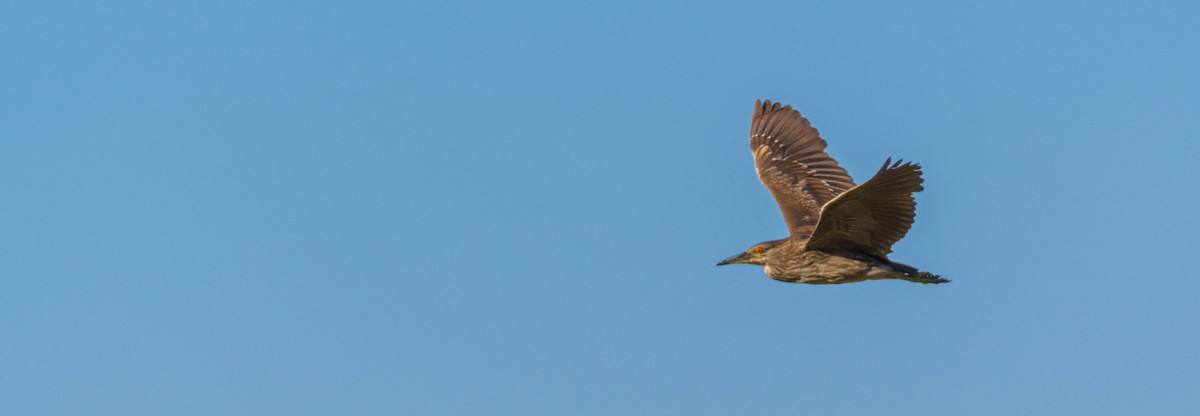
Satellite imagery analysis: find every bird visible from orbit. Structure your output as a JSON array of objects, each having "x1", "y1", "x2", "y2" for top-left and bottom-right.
[{"x1": 716, "y1": 99, "x2": 947, "y2": 284}]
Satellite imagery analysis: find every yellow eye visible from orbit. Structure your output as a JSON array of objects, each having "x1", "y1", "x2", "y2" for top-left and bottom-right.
[{"x1": 755, "y1": 247, "x2": 764, "y2": 255}]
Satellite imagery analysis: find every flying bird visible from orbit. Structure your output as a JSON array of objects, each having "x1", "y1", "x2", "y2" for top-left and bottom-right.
[{"x1": 717, "y1": 100, "x2": 947, "y2": 284}]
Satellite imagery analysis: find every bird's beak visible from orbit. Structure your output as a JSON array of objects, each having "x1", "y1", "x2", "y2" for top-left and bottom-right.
[{"x1": 717, "y1": 252, "x2": 752, "y2": 266}]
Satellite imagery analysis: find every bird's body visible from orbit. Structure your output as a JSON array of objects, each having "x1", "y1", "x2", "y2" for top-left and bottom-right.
[
  {"x1": 733, "y1": 237, "x2": 944, "y2": 284},
  {"x1": 717, "y1": 100, "x2": 947, "y2": 284}
]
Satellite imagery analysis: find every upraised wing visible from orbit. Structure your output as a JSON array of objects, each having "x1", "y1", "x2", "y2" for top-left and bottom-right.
[
  {"x1": 805, "y1": 158, "x2": 924, "y2": 259},
  {"x1": 750, "y1": 99, "x2": 856, "y2": 238}
]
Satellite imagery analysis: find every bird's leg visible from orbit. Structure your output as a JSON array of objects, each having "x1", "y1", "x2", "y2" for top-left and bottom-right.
[{"x1": 900, "y1": 272, "x2": 949, "y2": 284}]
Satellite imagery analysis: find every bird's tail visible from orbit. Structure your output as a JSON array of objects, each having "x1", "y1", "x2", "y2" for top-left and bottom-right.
[{"x1": 888, "y1": 260, "x2": 949, "y2": 284}]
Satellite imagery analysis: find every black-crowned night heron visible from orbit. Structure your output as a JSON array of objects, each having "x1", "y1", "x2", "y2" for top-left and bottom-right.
[{"x1": 717, "y1": 100, "x2": 947, "y2": 284}]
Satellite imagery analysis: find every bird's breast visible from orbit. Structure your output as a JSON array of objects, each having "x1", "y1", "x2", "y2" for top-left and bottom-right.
[{"x1": 764, "y1": 250, "x2": 876, "y2": 283}]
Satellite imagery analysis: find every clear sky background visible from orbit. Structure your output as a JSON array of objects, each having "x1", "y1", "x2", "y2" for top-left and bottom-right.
[{"x1": 4, "y1": 1, "x2": 1200, "y2": 414}]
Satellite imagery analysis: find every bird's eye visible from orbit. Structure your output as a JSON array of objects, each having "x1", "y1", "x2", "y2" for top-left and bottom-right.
[{"x1": 755, "y1": 247, "x2": 764, "y2": 255}]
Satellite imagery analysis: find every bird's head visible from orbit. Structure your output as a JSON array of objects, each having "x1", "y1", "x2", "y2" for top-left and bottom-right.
[{"x1": 716, "y1": 240, "x2": 784, "y2": 267}]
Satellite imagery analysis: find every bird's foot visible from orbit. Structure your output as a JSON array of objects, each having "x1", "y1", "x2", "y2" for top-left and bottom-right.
[{"x1": 905, "y1": 272, "x2": 950, "y2": 284}]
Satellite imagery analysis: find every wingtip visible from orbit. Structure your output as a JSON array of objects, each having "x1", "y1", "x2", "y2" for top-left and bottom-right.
[
  {"x1": 879, "y1": 157, "x2": 924, "y2": 172},
  {"x1": 878, "y1": 157, "x2": 894, "y2": 173},
  {"x1": 755, "y1": 99, "x2": 787, "y2": 112}
]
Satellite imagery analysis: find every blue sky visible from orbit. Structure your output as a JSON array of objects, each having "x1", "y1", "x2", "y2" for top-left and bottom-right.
[{"x1": 4, "y1": 1, "x2": 1200, "y2": 414}]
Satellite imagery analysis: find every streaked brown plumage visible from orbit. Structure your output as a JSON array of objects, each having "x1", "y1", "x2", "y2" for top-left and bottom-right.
[{"x1": 717, "y1": 100, "x2": 947, "y2": 284}]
